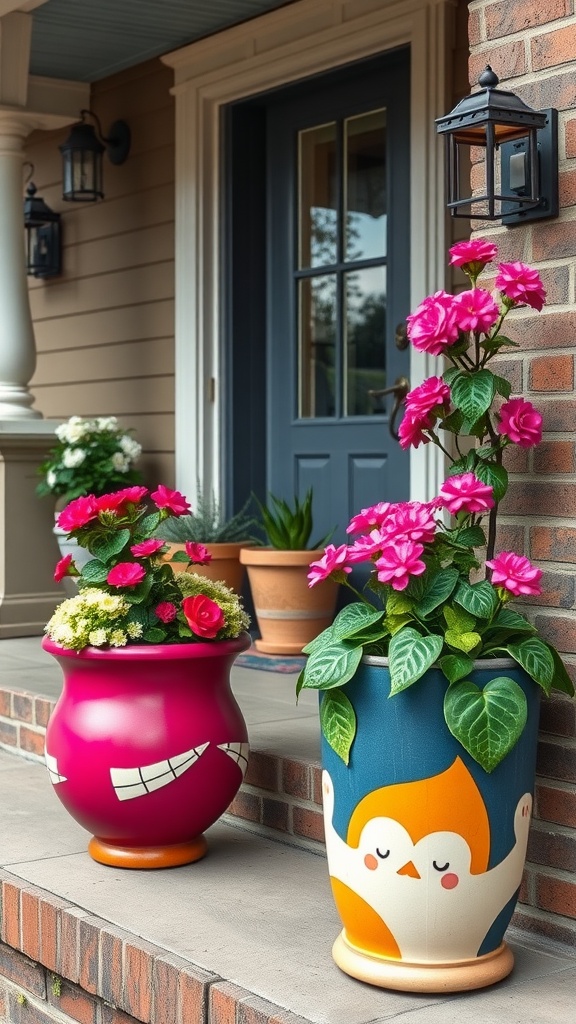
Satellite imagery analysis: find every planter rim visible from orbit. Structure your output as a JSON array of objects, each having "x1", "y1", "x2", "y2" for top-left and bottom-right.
[
  {"x1": 362, "y1": 654, "x2": 518, "y2": 670},
  {"x1": 42, "y1": 631, "x2": 251, "y2": 662},
  {"x1": 239, "y1": 547, "x2": 324, "y2": 567},
  {"x1": 164, "y1": 540, "x2": 254, "y2": 554}
]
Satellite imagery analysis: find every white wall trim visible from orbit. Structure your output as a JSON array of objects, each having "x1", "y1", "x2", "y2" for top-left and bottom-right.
[{"x1": 162, "y1": 0, "x2": 457, "y2": 505}]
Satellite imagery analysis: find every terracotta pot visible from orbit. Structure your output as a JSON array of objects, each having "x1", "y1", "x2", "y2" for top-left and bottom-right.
[
  {"x1": 162, "y1": 541, "x2": 252, "y2": 593},
  {"x1": 321, "y1": 655, "x2": 540, "y2": 993},
  {"x1": 42, "y1": 632, "x2": 251, "y2": 868},
  {"x1": 239, "y1": 547, "x2": 338, "y2": 654}
]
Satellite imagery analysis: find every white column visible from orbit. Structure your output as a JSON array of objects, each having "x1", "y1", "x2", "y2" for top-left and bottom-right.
[{"x1": 0, "y1": 112, "x2": 39, "y2": 417}]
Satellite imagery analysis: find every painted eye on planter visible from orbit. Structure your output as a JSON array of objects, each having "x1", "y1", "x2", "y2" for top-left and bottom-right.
[
  {"x1": 376, "y1": 848, "x2": 390, "y2": 859},
  {"x1": 432, "y1": 860, "x2": 450, "y2": 872}
]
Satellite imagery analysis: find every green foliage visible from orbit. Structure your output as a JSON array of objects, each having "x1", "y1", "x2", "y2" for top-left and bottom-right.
[
  {"x1": 256, "y1": 489, "x2": 333, "y2": 550},
  {"x1": 153, "y1": 485, "x2": 258, "y2": 543},
  {"x1": 36, "y1": 415, "x2": 142, "y2": 502}
]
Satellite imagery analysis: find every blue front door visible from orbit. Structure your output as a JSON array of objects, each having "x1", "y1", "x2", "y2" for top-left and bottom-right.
[{"x1": 266, "y1": 49, "x2": 412, "y2": 543}]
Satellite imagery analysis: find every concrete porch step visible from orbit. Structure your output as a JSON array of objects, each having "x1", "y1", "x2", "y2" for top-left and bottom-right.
[{"x1": 1, "y1": 749, "x2": 576, "y2": 1024}]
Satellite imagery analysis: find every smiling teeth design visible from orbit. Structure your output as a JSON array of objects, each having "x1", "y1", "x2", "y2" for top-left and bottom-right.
[
  {"x1": 110, "y1": 742, "x2": 210, "y2": 802},
  {"x1": 218, "y1": 741, "x2": 250, "y2": 777},
  {"x1": 45, "y1": 752, "x2": 67, "y2": 785}
]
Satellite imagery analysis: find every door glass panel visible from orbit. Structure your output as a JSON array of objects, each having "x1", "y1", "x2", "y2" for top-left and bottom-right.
[
  {"x1": 299, "y1": 123, "x2": 337, "y2": 269},
  {"x1": 345, "y1": 266, "x2": 386, "y2": 416},
  {"x1": 299, "y1": 275, "x2": 337, "y2": 418},
  {"x1": 345, "y1": 109, "x2": 387, "y2": 262}
]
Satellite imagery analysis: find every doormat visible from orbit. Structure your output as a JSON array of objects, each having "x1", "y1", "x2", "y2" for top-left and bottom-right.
[{"x1": 235, "y1": 647, "x2": 306, "y2": 674}]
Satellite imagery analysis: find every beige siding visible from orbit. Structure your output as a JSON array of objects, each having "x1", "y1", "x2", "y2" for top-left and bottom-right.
[{"x1": 27, "y1": 59, "x2": 176, "y2": 488}]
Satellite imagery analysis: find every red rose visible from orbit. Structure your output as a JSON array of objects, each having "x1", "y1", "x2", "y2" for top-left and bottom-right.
[
  {"x1": 107, "y1": 562, "x2": 146, "y2": 588},
  {"x1": 155, "y1": 601, "x2": 177, "y2": 623},
  {"x1": 130, "y1": 539, "x2": 165, "y2": 557},
  {"x1": 97, "y1": 487, "x2": 149, "y2": 514},
  {"x1": 181, "y1": 595, "x2": 225, "y2": 639}
]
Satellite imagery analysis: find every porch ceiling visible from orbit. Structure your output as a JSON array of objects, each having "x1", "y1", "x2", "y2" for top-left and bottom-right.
[{"x1": 29, "y1": 0, "x2": 298, "y2": 82}]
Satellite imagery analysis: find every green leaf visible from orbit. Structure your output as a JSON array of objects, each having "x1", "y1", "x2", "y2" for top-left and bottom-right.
[
  {"x1": 493, "y1": 374, "x2": 513, "y2": 399},
  {"x1": 140, "y1": 511, "x2": 161, "y2": 534},
  {"x1": 91, "y1": 529, "x2": 131, "y2": 563},
  {"x1": 171, "y1": 550, "x2": 191, "y2": 562},
  {"x1": 456, "y1": 526, "x2": 486, "y2": 548},
  {"x1": 303, "y1": 603, "x2": 384, "y2": 654},
  {"x1": 388, "y1": 628, "x2": 444, "y2": 694},
  {"x1": 440, "y1": 409, "x2": 465, "y2": 434},
  {"x1": 491, "y1": 608, "x2": 537, "y2": 633},
  {"x1": 454, "y1": 579, "x2": 499, "y2": 620},
  {"x1": 443, "y1": 366, "x2": 462, "y2": 386},
  {"x1": 143, "y1": 627, "x2": 166, "y2": 643},
  {"x1": 474, "y1": 460, "x2": 509, "y2": 503},
  {"x1": 386, "y1": 591, "x2": 414, "y2": 615},
  {"x1": 320, "y1": 689, "x2": 357, "y2": 765},
  {"x1": 444, "y1": 604, "x2": 476, "y2": 633},
  {"x1": 439, "y1": 653, "x2": 475, "y2": 683},
  {"x1": 546, "y1": 644, "x2": 575, "y2": 697},
  {"x1": 79, "y1": 560, "x2": 109, "y2": 584},
  {"x1": 444, "y1": 677, "x2": 528, "y2": 772},
  {"x1": 507, "y1": 637, "x2": 555, "y2": 695},
  {"x1": 481, "y1": 335, "x2": 519, "y2": 354},
  {"x1": 451, "y1": 370, "x2": 496, "y2": 425},
  {"x1": 300, "y1": 643, "x2": 363, "y2": 691},
  {"x1": 445, "y1": 629, "x2": 482, "y2": 654},
  {"x1": 414, "y1": 568, "x2": 459, "y2": 618}
]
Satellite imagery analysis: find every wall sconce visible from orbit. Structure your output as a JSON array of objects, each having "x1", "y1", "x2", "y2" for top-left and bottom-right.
[
  {"x1": 435, "y1": 66, "x2": 558, "y2": 226},
  {"x1": 59, "y1": 109, "x2": 131, "y2": 202},
  {"x1": 23, "y1": 182, "x2": 61, "y2": 279}
]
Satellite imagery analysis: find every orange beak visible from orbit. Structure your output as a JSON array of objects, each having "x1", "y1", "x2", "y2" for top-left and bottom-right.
[{"x1": 397, "y1": 860, "x2": 421, "y2": 879}]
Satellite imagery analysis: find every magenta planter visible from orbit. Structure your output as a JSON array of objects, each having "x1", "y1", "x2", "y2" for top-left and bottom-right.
[{"x1": 42, "y1": 633, "x2": 251, "y2": 868}]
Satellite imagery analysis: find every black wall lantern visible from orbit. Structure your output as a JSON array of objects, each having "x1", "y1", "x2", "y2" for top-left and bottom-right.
[
  {"x1": 59, "y1": 109, "x2": 131, "y2": 202},
  {"x1": 435, "y1": 66, "x2": 558, "y2": 226},
  {"x1": 23, "y1": 182, "x2": 62, "y2": 279}
]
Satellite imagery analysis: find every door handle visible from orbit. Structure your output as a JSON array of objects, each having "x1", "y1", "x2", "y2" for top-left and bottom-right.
[{"x1": 367, "y1": 375, "x2": 410, "y2": 441}]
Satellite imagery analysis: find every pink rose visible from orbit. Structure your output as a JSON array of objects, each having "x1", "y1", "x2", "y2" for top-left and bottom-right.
[
  {"x1": 53, "y1": 554, "x2": 75, "y2": 582},
  {"x1": 346, "y1": 530, "x2": 387, "y2": 564},
  {"x1": 449, "y1": 238, "x2": 498, "y2": 271},
  {"x1": 308, "y1": 544, "x2": 351, "y2": 587},
  {"x1": 495, "y1": 262, "x2": 546, "y2": 311},
  {"x1": 406, "y1": 291, "x2": 460, "y2": 356},
  {"x1": 398, "y1": 377, "x2": 451, "y2": 450},
  {"x1": 185, "y1": 542, "x2": 212, "y2": 565},
  {"x1": 57, "y1": 495, "x2": 99, "y2": 532},
  {"x1": 497, "y1": 397, "x2": 542, "y2": 448},
  {"x1": 182, "y1": 595, "x2": 225, "y2": 638},
  {"x1": 398, "y1": 410, "x2": 433, "y2": 450},
  {"x1": 438, "y1": 473, "x2": 494, "y2": 514},
  {"x1": 375, "y1": 540, "x2": 426, "y2": 591},
  {"x1": 453, "y1": 288, "x2": 499, "y2": 333},
  {"x1": 107, "y1": 562, "x2": 146, "y2": 588},
  {"x1": 150, "y1": 485, "x2": 191, "y2": 515},
  {"x1": 486, "y1": 552, "x2": 542, "y2": 597},
  {"x1": 347, "y1": 503, "x2": 391, "y2": 535},
  {"x1": 155, "y1": 601, "x2": 177, "y2": 623},
  {"x1": 130, "y1": 539, "x2": 165, "y2": 557},
  {"x1": 384, "y1": 502, "x2": 437, "y2": 545}
]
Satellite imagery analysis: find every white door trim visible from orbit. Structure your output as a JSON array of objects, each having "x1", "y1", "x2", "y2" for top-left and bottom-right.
[{"x1": 162, "y1": 0, "x2": 457, "y2": 506}]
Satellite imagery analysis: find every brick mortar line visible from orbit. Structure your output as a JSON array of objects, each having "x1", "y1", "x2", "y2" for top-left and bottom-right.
[{"x1": 0, "y1": 871, "x2": 312, "y2": 1024}]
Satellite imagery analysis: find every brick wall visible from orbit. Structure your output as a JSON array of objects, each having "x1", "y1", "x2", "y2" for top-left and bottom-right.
[{"x1": 467, "y1": 0, "x2": 576, "y2": 946}]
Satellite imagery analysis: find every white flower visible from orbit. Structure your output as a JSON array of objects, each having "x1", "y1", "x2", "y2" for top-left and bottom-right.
[
  {"x1": 111, "y1": 452, "x2": 130, "y2": 472},
  {"x1": 63, "y1": 447, "x2": 86, "y2": 468},
  {"x1": 126, "y1": 622, "x2": 143, "y2": 639},
  {"x1": 46, "y1": 469, "x2": 57, "y2": 488},
  {"x1": 88, "y1": 629, "x2": 108, "y2": 647},
  {"x1": 97, "y1": 416, "x2": 119, "y2": 432},
  {"x1": 109, "y1": 629, "x2": 128, "y2": 647},
  {"x1": 119, "y1": 436, "x2": 142, "y2": 460}
]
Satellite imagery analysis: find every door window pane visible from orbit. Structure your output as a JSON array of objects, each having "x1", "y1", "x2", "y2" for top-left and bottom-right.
[
  {"x1": 345, "y1": 266, "x2": 386, "y2": 416},
  {"x1": 299, "y1": 275, "x2": 337, "y2": 418},
  {"x1": 345, "y1": 109, "x2": 387, "y2": 262},
  {"x1": 299, "y1": 123, "x2": 337, "y2": 269}
]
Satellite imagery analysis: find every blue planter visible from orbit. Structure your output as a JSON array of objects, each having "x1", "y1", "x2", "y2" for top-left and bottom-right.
[{"x1": 321, "y1": 656, "x2": 540, "y2": 992}]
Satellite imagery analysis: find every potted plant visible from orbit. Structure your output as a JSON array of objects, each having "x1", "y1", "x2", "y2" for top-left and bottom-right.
[
  {"x1": 42, "y1": 484, "x2": 251, "y2": 870},
  {"x1": 152, "y1": 486, "x2": 258, "y2": 592},
  {"x1": 298, "y1": 240, "x2": 575, "y2": 993},
  {"x1": 37, "y1": 415, "x2": 143, "y2": 572},
  {"x1": 240, "y1": 490, "x2": 337, "y2": 654}
]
